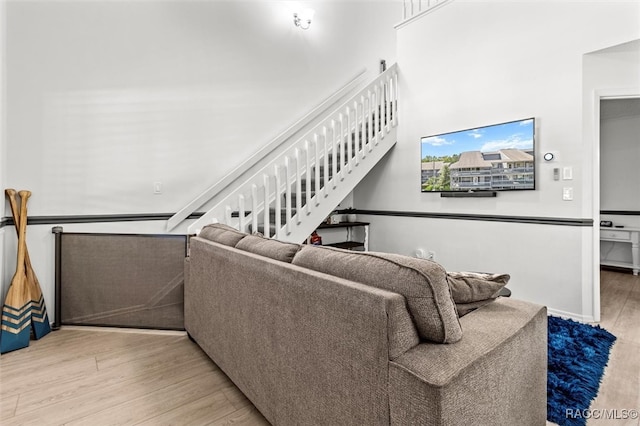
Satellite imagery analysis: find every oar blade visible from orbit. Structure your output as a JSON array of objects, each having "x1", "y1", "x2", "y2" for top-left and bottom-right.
[
  {"x1": 0, "y1": 280, "x2": 32, "y2": 354},
  {"x1": 30, "y1": 294, "x2": 51, "y2": 339}
]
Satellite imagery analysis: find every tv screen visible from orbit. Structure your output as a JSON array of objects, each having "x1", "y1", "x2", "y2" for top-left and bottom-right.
[{"x1": 421, "y1": 117, "x2": 535, "y2": 192}]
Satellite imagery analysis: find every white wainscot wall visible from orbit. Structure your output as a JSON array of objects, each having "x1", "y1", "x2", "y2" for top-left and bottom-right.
[{"x1": 358, "y1": 214, "x2": 593, "y2": 321}]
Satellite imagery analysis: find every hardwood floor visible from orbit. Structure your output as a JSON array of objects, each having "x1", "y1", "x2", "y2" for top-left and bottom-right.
[
  {"x1": 587, "y1": 270, "x2": 640, "y2": 426},
  {"x1": 1, "y1": 270, "x2": 638, "y2": 425},
  {"x1": 547, "y1": 269, "x2": 640, "y2": 426},
  {"x1": 0, "y1": 327, "x2": 269, "y2": 425}
]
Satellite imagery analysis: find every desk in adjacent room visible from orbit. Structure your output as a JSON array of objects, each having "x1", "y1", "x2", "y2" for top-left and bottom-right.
[{"x1": 600, "y1": 227, "x2": 640, "y2": 275}]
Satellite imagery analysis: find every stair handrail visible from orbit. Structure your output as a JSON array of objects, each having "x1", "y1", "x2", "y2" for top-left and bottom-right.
[
  {"x1": 186, "y1": 64, "x2": 398, "y2": 238},
  {"x1": 396, "y1": 0, "x2": 453, "y2": 29},
  {"x1": 166, "y1": 67, "x2": 369, "y2": 232}
]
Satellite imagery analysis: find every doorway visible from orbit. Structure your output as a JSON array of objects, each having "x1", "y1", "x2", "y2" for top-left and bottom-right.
[{"x1": 594, "y1": 94, "x2": 640, "y2": 322}]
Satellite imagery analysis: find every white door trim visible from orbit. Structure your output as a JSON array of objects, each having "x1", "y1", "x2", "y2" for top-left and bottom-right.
[{"x1": 592, "y1": 88, "x2": 640, "y2": 323}]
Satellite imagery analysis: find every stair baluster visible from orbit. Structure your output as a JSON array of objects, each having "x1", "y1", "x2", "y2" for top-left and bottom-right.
[
  {"x1": 274, "y1": 164, "x2": 282, "y2": 239},
  {"x1": 346, "y1": 107, "x2": 353, "y2": 174},
  {"x1": 238, "y1": 194, "x2": 246, "y2": 232},
  {"x1": 331, "y1": 120, "x2": 338, "y2": 189},
  {"x1": 251, "y1": 185, "x2": 258, "y2": 235},
  {"x1": 305, "y1": 141, "x2": 312, "y2": 215},
  {"x1": 263, "y1": 175, "x2": 270, "y2": 237},
  {"x1": 183, "y1": 65, "x2": 398, "y2": 243},
  {"x1": 314, "y1": 134, "x2": 321, "y2": 206},
  {"x1": 295, "y1": 148, "x2": 302, "y2": 225},
  {"x1": 285, "y1": 157, "x2": 293, "y2": 235}
]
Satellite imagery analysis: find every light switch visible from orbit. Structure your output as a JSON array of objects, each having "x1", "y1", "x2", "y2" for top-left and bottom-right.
[
  {"x1": 154, "y1": 182, "x2": 163, "y2": 195},
  {"x1": 563, "y1": 167, "x2": 573, "y2": 180},
  {"x1": 563, "y1": 187, "x2": 573, "y2": 201}
]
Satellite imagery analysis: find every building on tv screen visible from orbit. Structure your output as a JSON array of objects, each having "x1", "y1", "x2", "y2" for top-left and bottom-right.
[{"x1": 421, "y1": 118, "x2": 535, "y2": 192}]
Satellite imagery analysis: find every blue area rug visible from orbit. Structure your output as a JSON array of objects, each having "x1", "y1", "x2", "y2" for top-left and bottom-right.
[{"x1": 547, "y1": 316, "x2": 617, "y2": 426}]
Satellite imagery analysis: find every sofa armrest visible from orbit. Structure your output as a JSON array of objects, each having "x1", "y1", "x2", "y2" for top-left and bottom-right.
[{"x1": 388, "y1": 298, "x2": 547, "y2": 425}]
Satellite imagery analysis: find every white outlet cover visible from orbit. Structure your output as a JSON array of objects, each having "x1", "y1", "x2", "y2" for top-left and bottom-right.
[
  {"x1": 562, "y1": 167, "x2": 573, "y2": 180},
  {"x1": 563, "y1": 187, "x2": 573, "y2": 201}
]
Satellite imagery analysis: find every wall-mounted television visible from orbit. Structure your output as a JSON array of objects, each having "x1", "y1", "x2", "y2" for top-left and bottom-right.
[{"x1": 421, "y1": 117, "x2": 535, "y2": 193}]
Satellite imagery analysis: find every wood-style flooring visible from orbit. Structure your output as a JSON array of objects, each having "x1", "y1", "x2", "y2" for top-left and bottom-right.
[
  {"x1": 587, "y1": 269, "x2": 640, "y2": 426},
  {"x1": 0, "y1": 328, "x2": 269, "y2": 425},
  {"x1": 1, "y1": 270, "x2": 638, "y2": 425}
]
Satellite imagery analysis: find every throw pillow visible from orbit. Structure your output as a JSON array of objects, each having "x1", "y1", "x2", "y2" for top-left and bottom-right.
[
  {"x1": 235, "y1": 234, "x2": 301, "y2": 263},
  {"x1": 292, "y1": 246, "x2": 462, "y2": 344},
  {"x1": 197, "y1": 223, "x2": 247, "y2": 247},
  {"x1": 447, "y1": 271, "x2": 510, "y2": 316}
]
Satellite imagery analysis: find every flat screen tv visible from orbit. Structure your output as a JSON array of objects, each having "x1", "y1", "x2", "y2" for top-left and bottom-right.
[{"x1": 421, "y1": 117, "x2": 535, "y2": 193}]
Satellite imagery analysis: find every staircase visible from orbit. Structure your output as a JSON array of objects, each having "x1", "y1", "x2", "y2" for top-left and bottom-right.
[
  {"x1": 397, "y1": 0, "x2": 452, "y2": 28},
  {"x1": 169, "y1": 64, "x2": 398, "y2": 244}
]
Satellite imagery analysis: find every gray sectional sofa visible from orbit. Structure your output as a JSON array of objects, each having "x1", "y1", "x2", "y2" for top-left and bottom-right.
[{"x1": 185, "y1": 224, "x2": 547, "y2": 425}]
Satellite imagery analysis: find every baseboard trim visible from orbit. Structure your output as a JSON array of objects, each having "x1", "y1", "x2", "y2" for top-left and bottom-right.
[
  {"x1": 60, "y1": 325, "x2": 187, "y2": 336},
  {"x1": 547, "y1": 307, "x2": 596, "y2": 324}
]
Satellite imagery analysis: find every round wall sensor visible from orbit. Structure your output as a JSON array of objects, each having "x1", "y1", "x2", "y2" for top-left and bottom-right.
[{"x1": 543, "y1": 152, "x2": 554, "y2": 161}]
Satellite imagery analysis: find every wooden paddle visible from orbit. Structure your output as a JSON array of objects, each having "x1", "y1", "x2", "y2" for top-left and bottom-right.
[
  {"x1": 6, "y1": 189, "x2": 51, "y2": 339},
  {"x1": 0, "y1": 190, "x2": 32, "y2": 353}
]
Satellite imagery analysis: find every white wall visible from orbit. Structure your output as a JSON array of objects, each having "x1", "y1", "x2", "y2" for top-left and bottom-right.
[
  {"x1": 354, "y1": 0, "x2": 640, "y2": 320},
  {"x1": 4, "y1": 0, "x2": 398, "y2": 216},
  {"x1": 584, "y1": 40, "x2": 640, "y2": 227},
  {"x1": 1, "y1": 0, "x2": 6, "y2": 310},
  {"x1": 1, "y1": 0, "x2": 399, "y2": 321}
]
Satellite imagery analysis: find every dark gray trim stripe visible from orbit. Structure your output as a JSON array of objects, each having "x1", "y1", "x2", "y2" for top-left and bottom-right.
[
  {"x1": 0, "y1": 212, "x2": 205, "y2": 228},
  {"x1": 601, "y1": 210, "x2": 640, "y2": 216},
  {"x1": 1, "y1": 210, "x2": 595, "y2": 228},
  {"x1": 351, "y1": 209, "x2": 593, "y2": 226}
]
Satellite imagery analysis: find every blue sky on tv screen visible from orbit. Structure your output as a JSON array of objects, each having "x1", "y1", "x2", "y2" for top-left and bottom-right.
[{"x1": 421, "y1": 118, "x2": 534, "y2": 159}]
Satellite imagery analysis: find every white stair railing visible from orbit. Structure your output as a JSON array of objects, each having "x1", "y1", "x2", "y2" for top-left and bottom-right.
[
  {"x1": 186, "y1": 64, "x2": 399, "y2": 243},
  {"x1": 397, "y1": 0, "x2": 453, "y2": 29},
  {"x1": 166, "y1": 68, "x2": 369, "y2": 232}
]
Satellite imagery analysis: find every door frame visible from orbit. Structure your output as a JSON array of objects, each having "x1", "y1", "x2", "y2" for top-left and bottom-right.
[{"x1": 592, "y1": 88, "x2": 640, "y2": 322}]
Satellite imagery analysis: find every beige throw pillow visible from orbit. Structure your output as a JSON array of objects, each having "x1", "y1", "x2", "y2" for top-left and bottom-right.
[
  {"x1": 447, "y1": 271, "x2": 510, "y2": 316},
  {"x1": 198, "y1": 223, "x2": 247, "y2": 247},
  {"x1": 235, "y1": 234, "x2": 301, "y2": 263}
]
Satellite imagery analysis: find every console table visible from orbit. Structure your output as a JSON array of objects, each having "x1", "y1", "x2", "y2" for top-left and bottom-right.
[{"x1": 600, "y1": 227, "x2": 640, "y2": 275}]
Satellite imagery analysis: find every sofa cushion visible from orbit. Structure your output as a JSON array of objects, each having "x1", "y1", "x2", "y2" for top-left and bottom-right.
[
  {"x1": 447, "y1": 271, "x2": 510, "y2": 316},
  {"x1": 454, "y1": 300, "x2": 496, "y2": 317},
  {"x1": 292, "y1": 246, "x2": 462, "y2": 343},
  {"x1": 235, "y1": 234, "x2": 301, "y2": 263},
  {"x1": 198, "y1": 223, "x2": 247, "y2": 246}
]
